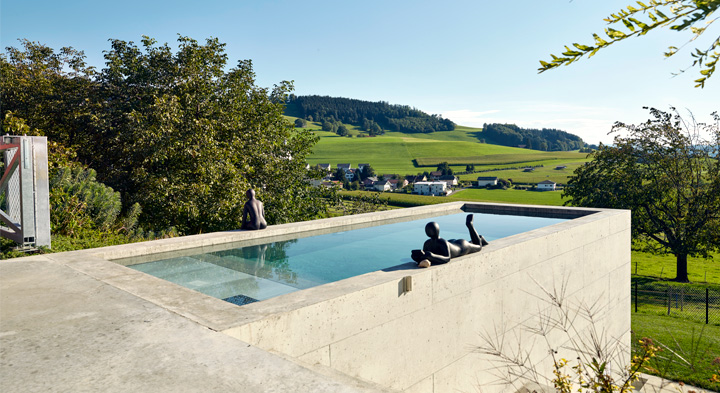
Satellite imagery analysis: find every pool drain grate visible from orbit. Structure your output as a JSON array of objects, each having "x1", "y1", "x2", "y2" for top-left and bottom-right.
[{"x1": 223, "y1": 294, "x2": 259, "y2": 306}]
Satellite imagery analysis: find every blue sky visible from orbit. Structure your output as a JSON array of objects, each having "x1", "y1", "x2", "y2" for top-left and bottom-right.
[{"x1": 2, "y1": 0, "x2": 717, "y2": 144}]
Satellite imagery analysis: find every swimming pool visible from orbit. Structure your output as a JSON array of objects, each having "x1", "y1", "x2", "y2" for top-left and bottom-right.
[{"x1": 127, "y1": 212, "x2": 567, "y2": 306}]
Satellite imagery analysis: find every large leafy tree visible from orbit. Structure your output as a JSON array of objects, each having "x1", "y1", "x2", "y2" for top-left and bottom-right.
[
  {"x1": 2, "y1": 36, "x2": 329, "y2": 234},
  {"x1": 92, "y1": 36, "x2": 326, "y2": 233},
  {"x1": 563, "y1": 108, "x2": 720, "y2": 282},
  {"x1": 0, "y1": 39, "x2": 98, "y2": 146},
  {"x1": 540, "y1": 0, "x2": 719, "y2": 87}
]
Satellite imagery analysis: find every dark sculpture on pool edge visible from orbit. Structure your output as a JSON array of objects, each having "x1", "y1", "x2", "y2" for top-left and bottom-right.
[
  {"x1": 241, "y1": 189, "x2": 267, "y2": 230},
  {"x1": 411, "y1": 214, "x2": 489, "y2": 268}
]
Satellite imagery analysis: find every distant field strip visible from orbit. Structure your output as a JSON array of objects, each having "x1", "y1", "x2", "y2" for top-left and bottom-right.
[
  {"x1": 307, "y1": 134, "x2": 530, "y2": 174},
  {"x1": 415, "y1": 152, "x2": 588, "y2": 166}
]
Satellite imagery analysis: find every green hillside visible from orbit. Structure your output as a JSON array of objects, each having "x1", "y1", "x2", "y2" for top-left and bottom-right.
[
  {"x1": 307, "y1": 133, "x2": 536, "y2": 175},
  {"x1": 286, "y1": 114, "x2": 592, "y2": 182}
]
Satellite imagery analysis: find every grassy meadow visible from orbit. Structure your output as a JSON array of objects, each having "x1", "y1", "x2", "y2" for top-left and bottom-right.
[
  {"x1": 297, "y1": 117, "x2": 591, "y2": 180},
  {"x1": 632, "y1": 314, "x2": 720, "y2": 391},
  {"x1": 633, "y1": 250, "x2": 720, "y2": 284},
  {"x1": 339, "y1": 188, "x2": 565, "y2": 207},
  {"x1": 307, "y1": 132, "x2": 535, "y2": 175}
]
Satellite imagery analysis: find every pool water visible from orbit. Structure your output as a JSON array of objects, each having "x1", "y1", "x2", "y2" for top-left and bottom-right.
[{"x1": 129, "y1": 212, "x2": 566, "y2": 306}]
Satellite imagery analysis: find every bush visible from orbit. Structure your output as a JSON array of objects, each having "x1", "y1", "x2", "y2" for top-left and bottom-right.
[{"x1": 50, "y1": 166, "x2": 140, "y2": 236}]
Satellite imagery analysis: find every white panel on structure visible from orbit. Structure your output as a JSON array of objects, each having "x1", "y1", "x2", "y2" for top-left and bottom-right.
[
  {"x1": 32, "y1": 137, "x2": 51, "y2": 247},
  {"x1": 20, "y1": 137, "x2": 37, "y2": 243},
  {"x1": 0, "y1": 135, "x2": 51, "y2": 248}
]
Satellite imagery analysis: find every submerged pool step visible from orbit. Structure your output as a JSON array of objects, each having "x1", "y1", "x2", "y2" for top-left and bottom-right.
[{"x1": 130, "y1": 256, "x2": 298, "y2": 302}]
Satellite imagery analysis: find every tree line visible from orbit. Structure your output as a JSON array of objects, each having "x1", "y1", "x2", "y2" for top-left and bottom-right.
[
  {"x1": 1, "y1": 36, "x2": 331, "y2": 237},
  {"x1": 482, "y1": 123, "x2": 586, "y2": 151},
  {"x1": 285, "y1": 95, "x2": 455, "y2": 134}
]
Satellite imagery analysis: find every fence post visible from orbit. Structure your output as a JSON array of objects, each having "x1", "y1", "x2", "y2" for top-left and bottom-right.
[
  {"x1": 634, "y1": 281, "x2": 638, "y2": 313},
  {"x1": 667, "y1": 286, "x2": 671, "y2": 315},
  {"x1": 707, "y1": 288, "x2": 710, "y2": 325},
  {"x1": 680, "y1": 287, "x2": 684, "y2": 311}
]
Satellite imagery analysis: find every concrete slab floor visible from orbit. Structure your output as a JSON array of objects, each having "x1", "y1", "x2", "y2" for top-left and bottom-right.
[
  {"x1": 636, "y1": 373, "x2": 716, "y2": 393},
  {"x1": 0, "y1": 257, "x2": 392, "y2": 393}
]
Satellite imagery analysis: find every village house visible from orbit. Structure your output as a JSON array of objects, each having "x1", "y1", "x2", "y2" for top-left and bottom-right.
[
  {"x1": 317, "y1": 163, "x2": 331, "y2": 171},
  {"x1": 362, "y1": 177, "x2": 378, "y2": 190},
  {"x1": 429, "y1": 171, "x2": 443, "y2": 180},
  {"x1": 477, "y1": 176, "x2": 499, "y2": 187},
  {"x1": 537, "y1": 180, "x2": 557, "y2": 191},
  {"x1": 406, "y1": 175, "x2": 427, "y2": 183},
  {"x1": 322, "y1": 180, "x2": 343, "y2": 188},
  {"x1": 438, "y1": 175, "x2": 458, "y2": 187},
  {"x1": 337, "y1": 163, "x2": 352, "y2": 172},
  {"x1": 388, "y1": 178, "x2": 408, "y2": 189},
  {"x1": 344, "y1": 169, "x2": 357, "y2": 181},
  {"x1": 413, "y1": 181, "x2": 448, "y2": 196},
  {"x1": 374, "y1": 180, "x2": 392, "y2": 192},
  {"x1": 357, "y1": 163, "x2": 370, "y2": 171}
]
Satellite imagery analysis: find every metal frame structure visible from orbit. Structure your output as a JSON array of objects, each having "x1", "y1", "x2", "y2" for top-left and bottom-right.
[{"x1": 0, "y1": 135, "x2": 51, "y2": 248}]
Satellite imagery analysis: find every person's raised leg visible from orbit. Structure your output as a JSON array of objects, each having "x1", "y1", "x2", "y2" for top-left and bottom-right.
[{"x1": 466, "y1": 214, "x2": 489, "y2": 246}]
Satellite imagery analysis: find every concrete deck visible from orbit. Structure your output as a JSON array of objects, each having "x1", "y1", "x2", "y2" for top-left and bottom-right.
[
  {"x1": 1, "y1": 256, "x2": 705, "y2": 393},
  {"x1": 0, "y1": 202, "x2": 704, "y2": 392},
  {"x1": 0, "y1": 255, "x2": 392, "y2": 392}
]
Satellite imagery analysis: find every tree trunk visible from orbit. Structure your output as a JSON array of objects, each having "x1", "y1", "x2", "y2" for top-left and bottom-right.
[{"x1": 673, "y1": 254, "x2": 689, "y2": 282}]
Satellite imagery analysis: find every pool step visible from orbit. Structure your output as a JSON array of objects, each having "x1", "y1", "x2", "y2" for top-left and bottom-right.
[{"x1": 130, "y1": 256, "x2": 298, "y2": 302}]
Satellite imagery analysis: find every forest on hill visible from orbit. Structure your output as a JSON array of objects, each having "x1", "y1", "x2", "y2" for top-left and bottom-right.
[
  {"x1": 284, "y1": 95, "x2": 455, "y2": 135},
  {"x1": 482, "y1": 123, "x2": 586, "y2": 151}
]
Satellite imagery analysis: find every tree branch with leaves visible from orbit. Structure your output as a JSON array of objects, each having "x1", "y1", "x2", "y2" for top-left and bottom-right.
[{"x1": 540, "y1": 0, "x2": 719, "y2": 87}]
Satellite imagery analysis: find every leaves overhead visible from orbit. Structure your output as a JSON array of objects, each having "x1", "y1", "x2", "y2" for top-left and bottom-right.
[{"x1": 540, "y1": 0, "x2": 720, "y2": 87}]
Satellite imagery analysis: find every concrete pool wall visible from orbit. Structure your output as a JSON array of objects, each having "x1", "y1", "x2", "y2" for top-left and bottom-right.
[
  {"x1": 2, "y1": 202, "x2": 631, "y2": 392},
  {"x1": 220, "y1": 202, "x2": 631, "y2": 392}
]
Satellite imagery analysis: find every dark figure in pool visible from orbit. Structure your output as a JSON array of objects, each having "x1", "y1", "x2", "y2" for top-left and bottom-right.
[
  {"x1": 411, "y1": 214, "x2": 489, "y2": 268},
  {"x1": 241, "y1": 189, "x2": 267, "y2": 230}
]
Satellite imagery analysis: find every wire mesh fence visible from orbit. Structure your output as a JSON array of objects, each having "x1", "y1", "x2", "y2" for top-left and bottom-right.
[{"x1": 633, "y1": 280, "x2": 720, "y2": 324}]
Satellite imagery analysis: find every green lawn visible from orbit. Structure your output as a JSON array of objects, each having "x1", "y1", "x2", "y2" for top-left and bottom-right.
[
  {"x1": 414, "y1": 151, "x2": 587, "y2": 167},
  {"x1": 339, "y1": 188, "x2": 564, "y2": 207},
  {"x1": 457, "y1": 161, "x2": 590, "y2": 184},
  {"x1": 633, "y1": 250, "x2": 720, "y2": 284},
  {"x1": 449, "y1": 188, "x2": 564, "y2": 205},
  {"x1": 632, "y1": 313, "x2": 720, "y2": 391}
]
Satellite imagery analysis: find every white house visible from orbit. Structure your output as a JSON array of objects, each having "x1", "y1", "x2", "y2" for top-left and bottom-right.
[
  {"x1": 374, "y1": 180, "x2": 392, "y2": 192},
  {"x1": 413, "y1": 181, "x2": 448, "y2": 196},
  {"x1": 337, "y1": 163, "x2": 352, "y2": 172},
  {"x1": 537, "y1": 180, "x2": 557, "y2": 191},
  {"x1": 438, "y1": 175, "x2": 458, "y2": 186},
  {"x1": 477, "y1": 176, "x2": 498, "y2": 187},
  {"x1": 317, "y1": 163, "x2": 331, "y2": 171},
  {"x1": 345, "y1": 169, "x2": 357, "y2": 181}
]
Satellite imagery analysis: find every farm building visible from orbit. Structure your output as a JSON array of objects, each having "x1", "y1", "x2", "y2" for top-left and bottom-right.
[
  {"x1": 477, "y1": 176, "x2": 499, "y2": 187},
  {"x1": 537, "y1": 180, "x2": 557, "y2": 191}
]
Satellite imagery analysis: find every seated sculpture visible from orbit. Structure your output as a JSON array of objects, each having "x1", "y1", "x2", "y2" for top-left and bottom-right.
[
  {"x1": 411, "y1": 214, "x2": 488, "y2": 268},
  {"x1": 241, "y1": 189, "x2": 267, "y2": 230}
]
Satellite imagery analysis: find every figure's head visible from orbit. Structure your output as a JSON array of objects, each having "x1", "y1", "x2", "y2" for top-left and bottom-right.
[
  {"x1": 246, "y1": 189, "x2": 255, "y2": 199},
  {"x1": 425, "y1": 222, "x2": 440, "y2": 239}
]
